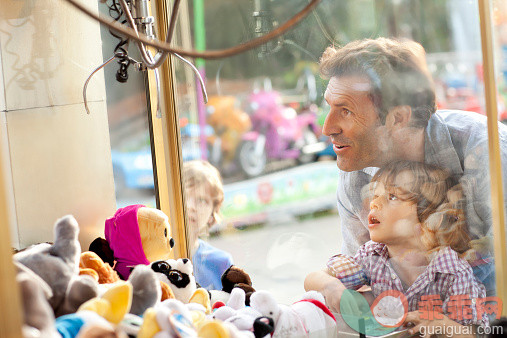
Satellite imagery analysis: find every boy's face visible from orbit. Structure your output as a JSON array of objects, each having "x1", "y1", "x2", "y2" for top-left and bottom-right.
[
  {"x1": 185, "y1": 184, "x2": 214, "y2": 239},
  {"x1": 367, "y1": 170, "x2": 420, "y2": 245}
]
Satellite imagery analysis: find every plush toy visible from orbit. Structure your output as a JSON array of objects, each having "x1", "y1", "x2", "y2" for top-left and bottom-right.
[
  {"x1": 79, "y1": 251, "x2": 120, "y2": 284},
  {"x1": 198, "y1": 319, "x2": 255, "y2": 338},
  {"x1": 211, "y1": 288, "x2": 262, "y2": 332},
  {"x1": 151, "y1": 258, "x2": 196, "y2": 303},
  {"x1": 15, "y1": 262, "x2": 60, "y2": 338},
  {"x1": 210, "y1": 265, "x2": 256, "y2": 306},
  {"x1": 81, "y1": 264, "x2": 163, "y2": 324},
  {"x1": 137, "y1": 298, "x2": 198, "y2": 338},
  {"x1": 198, "y1": 317, "x2": 274, "y2": 338},
  {"x1": 80, "y1": 251, "x2": 174, "y2": 303},
  {"x1": 14, "y1": 215, "x2": 98, "y2": 317},
  {"x1": 250, "y1": 290, "x2": 336, "y2": 338},
  {"x1": 54, "y1": 310, "x2": 125, "y2": 338},
  {"x1": 89, "y1": 205, "x2": 175, "y2": 280}
]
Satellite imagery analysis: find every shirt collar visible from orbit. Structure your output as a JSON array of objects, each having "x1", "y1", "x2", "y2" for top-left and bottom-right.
[
  {"x1": 426, "y1": 246, "x2": 469, "y2": 275},
  {"x1": 369, "y1": 241, "x2": 390, "y2": 258},
  {"x1": 361, "y1": 167, "x2": 379, "y2": 178}
]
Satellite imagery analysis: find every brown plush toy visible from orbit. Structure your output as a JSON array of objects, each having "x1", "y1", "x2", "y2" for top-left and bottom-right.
[
  {"x1": 79, "y1": 251, "x2": 120, "y2": 284},
  {"x1": 210, "y1": 265, "x2": 256, "y2": 306},
  {"x1": 89, "y1": 205, "x2": 175, "y2": 280},
  {"x1": 80, "y1": 250, "x2": 174, "y2": 302},
  {"x1": 222, "y1": 265, "x2": 256, "y2": 296}
]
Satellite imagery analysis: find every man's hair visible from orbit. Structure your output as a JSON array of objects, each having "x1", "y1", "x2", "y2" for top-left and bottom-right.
[
  {"x1": 182, "y1": 160, "x2": 224, "y2": 225},
  {"x1": 320, "y1": 38, "x2": 436, "y2": 128},
  {"x1": 371, "y1": 161, "x2": 471, "y2": 255}
]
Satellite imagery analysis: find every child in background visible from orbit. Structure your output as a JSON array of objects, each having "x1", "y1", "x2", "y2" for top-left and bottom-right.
[
  {"x1": 183, "y1": 160, "x2": 233, "y2": 290},
  {"x1": 305, "y1": 161, "x2": 488, "y2": 333}
]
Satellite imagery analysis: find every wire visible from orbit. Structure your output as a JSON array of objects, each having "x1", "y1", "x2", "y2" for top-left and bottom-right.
[
  {"x1": 83, "y1": 55, "x2": 116, "y2": 114},
  {"x1": 166, "y1": 0, "x2": 181, "y2": 44},
  {"x1": 62, "y1": 0, "x2": 321, "y2": 60},
  {"x1": 173, "y1": 53, "x2": 208, "y2": 104}
]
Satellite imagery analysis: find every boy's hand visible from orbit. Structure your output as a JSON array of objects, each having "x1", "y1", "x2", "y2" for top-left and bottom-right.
[{"x1": 403, "y1": 311, "x2": 474, "y2": 338}]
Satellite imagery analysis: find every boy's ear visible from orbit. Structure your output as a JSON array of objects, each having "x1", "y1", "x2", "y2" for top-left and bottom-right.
[
  {"x1": 207, "y1": 214, "x2": 215, "y2": 227},
  {"x1": 385, "y1": 105, "x2": 412, "y2": 130}
]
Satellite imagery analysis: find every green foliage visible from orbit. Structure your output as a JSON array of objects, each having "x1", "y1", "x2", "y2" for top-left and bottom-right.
[{"x1": 187, "y1": 0, "x2": 454, "y2": 87}]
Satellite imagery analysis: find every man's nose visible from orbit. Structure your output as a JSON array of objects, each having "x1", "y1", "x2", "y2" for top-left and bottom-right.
[{"x1": 322, "y1": 113, "x2": 341, "y2": 137}]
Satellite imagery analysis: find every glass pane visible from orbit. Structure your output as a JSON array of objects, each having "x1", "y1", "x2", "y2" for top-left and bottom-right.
[
  {"x1": 99, "y1": 4, "x2": 157, "y2": 208},
  {"x1": 174, "y1": 0, "x2": 505, "y2": 327}
]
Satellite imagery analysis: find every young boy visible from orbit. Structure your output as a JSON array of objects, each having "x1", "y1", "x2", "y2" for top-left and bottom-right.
[
  {"x1": 305, "y1": 161, "x2": 488, "y2": 334},
  {"x1": 183, "y1": 160, "x2": 233, "y2": 290}
]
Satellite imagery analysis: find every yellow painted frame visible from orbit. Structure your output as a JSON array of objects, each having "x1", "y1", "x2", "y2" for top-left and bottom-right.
[
  {"x1": 148, "y1": 0, "x2": 189, "y2": 259},
  {"x1": 0, "y1": 131, "x2": 23, "y2": 337},
  {"x1": 478, "y1": 0, "x2": 507, "y2": 315}
]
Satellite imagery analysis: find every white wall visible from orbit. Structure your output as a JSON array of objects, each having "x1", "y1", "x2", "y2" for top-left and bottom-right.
[{"x1": 0, "y1": 0, "x2": 116, "y2": 249}]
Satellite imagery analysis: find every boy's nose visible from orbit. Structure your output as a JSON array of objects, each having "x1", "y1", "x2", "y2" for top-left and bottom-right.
[
  {"x1": 370, "y1": 196, "x2": 385, "y2": 210},
  {"x1": 186, "y1": 198, "x2": 196, "y2": 211}
]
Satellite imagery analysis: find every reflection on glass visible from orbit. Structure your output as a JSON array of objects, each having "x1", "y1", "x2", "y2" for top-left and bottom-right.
[
  {"x1": 174, "y1": 0, "x2": 505, "y2": 307},
  {"x1": 98, "y1": 2, "x2": 156, "y2": 208},
  {"x1": 183, "y1": 160, "x2": 233, "y2": 290}
]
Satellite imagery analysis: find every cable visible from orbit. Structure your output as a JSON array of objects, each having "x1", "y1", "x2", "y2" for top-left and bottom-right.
[
  {"x1": 62, "y1": 0, "x2": 321, "y2": 60},
  {"x1": 173, "y1": 53, "x2": 208, "y2": 104},
  {"x1": 83, "y1": 55, "x2": 116, "y2": 114}
]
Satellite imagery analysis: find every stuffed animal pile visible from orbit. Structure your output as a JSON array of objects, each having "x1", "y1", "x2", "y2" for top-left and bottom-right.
[{"x1": 12, "y1": 207, "x2": 337, "y2": 337}]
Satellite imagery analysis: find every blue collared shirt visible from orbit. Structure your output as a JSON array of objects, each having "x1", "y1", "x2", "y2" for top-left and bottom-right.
[{"x1": 336, "y1": 110, "x2": 507, "y2": 256}]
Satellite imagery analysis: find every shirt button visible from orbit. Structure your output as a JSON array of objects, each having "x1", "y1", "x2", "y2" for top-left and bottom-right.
[{"x1": 391, "y1": 274, "x2": 397, "y2": 280}]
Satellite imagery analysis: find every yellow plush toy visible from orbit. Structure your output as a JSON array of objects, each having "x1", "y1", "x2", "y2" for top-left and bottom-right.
[{"x1": 89, "y1": 204, "x2": 175, "y2": 280}]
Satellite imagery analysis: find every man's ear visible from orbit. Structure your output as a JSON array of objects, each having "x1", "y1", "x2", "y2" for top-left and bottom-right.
[{"x1": 385, "y1": 105, "x2": 412, "y2": 129}]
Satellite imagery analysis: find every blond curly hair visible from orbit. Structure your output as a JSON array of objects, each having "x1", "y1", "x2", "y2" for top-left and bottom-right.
[{"x1": 371, "y1": 161, "x2": 470, "y2": 255}]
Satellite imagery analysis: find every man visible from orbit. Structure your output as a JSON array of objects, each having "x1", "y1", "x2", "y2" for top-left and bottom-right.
[{"x1": 306, "y1": 38, "x2": 506, "y2": 298}]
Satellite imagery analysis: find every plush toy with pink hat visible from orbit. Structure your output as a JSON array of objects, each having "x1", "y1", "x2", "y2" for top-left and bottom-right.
[{"x1": 89, "y1": 204, "x2": 175, "y2": 280}]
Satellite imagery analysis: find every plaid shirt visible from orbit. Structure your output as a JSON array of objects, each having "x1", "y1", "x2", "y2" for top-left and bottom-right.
[{"x1": 327, "y1": 241, "x2": 488, "y2": 327}]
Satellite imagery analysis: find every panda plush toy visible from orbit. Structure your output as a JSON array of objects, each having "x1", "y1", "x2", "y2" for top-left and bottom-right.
[{"x1": 151, "y1": 258, "x2": 197, "y2": 303}]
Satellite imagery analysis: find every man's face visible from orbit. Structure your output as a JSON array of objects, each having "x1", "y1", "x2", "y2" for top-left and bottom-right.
[{"x1": 323, "y1": 76, "x2": 390, "y2": 171}]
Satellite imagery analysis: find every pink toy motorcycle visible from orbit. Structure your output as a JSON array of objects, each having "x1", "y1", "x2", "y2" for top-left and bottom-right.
[{"x1": 236, "y1": 90, "x2": 325, "y2": 177}]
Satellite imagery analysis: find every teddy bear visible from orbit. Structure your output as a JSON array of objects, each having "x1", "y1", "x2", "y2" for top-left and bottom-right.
[
  {"x1": 14, "y1": 215, "x2": 98, "y2": 317},
  {"x1": 250, "y1": 290, "x2": 336, "y2": 338},
  {"x1": 89, "y1": 204, "x2": 175, "y2": 280},
  {"x1": 210, "y1": 265, "x2": 256, "y2": 307}
]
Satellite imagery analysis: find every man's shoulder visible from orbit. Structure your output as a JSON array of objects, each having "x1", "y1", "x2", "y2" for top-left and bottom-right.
[{"x1": 432, "y1": 110, "x2": 507, "y2": 136}]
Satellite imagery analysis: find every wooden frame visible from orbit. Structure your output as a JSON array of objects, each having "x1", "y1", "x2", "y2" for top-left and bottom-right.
[
  {"x1": 0, "y1": 129, "x2": 22, "y2": 337},
  {"x1": 149, "y1": 0, "x2": 189, "y2": 260},
  {"x1": 478, "y1": 0, "x2": 507, "y2": 315}
]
